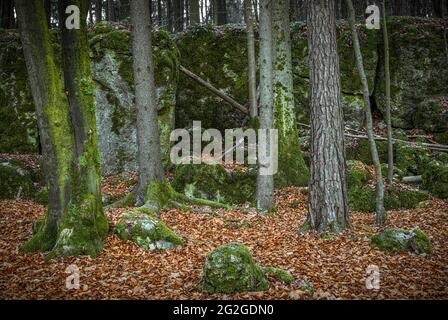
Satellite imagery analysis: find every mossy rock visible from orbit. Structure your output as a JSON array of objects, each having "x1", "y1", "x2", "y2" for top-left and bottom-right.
[
  {"x1": 347, "y1": 160, "x2": 371, "y2": 189},
  {"x1": 347, "y1": 140, "x2": 389, "y2": 165},
  {"x1": 114, "y1": 208, "x2": 183, "y2": 251},
  {"x1": 348, "y1": 186, "x2": 429, "y2": 212},
  {"x1": 263, "y1": 267, "x2": 294, "y2": 284},
  {"x1": 172, "y1": 164, "x2": 255, "y2": 205},
  {"x1": 199, "y1": 243, "x2": 269, "y2": 294},
  {"x1": 370, "y1": 228, "x2": 432, "y2": 254},
  {"x1": 34, "y1": 187, "x2": 49, "y2": 205},
  {"x1": 394, "y1": 142, "x2": 430, "y2": 175},
  {"x1": 422, "y1": 160, "x2": 448, "y2": 199},
  {"x1": 0, "y1": 160, "x2": 35, "y2": 199}
]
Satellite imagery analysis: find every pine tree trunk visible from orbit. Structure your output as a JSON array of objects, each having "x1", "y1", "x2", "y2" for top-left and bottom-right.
[
  {"x1": 272, "y1": 0, "x2": 308, "y2": 187},
  {"x1": 346, "y1": 0, "x2": 386, "y2": 225},
  {"x1": 190, "y1": 0, "x2": 200, "y2": 25},
  {"x1": 305, "y1": 0, "x2": 350, "y2": 232},
  {"x1": 157, "y1": 0, "x2": 163, "y2": 26},
  {"x1": 244, "y1": 0, "x2": 257, "y2": 118},
  {"x1": 17, "y1": 0, "x2": 108, "y2": 258},
  {"x1": 256, "y1": 0, "x2": 274, "y2": 212},
  {"x1": 96, "y1": 0, "x2": 103, "y2": 21},
  {"x1": 130, "y1": 0, "x2": 165, "y2": 205}
]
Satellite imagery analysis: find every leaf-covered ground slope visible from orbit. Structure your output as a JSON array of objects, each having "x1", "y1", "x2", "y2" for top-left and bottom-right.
[{"x1": 0, "y1": 183, "x2": 447, "y2": 299}]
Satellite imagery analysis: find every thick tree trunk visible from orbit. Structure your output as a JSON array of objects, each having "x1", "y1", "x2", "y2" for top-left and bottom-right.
[
  {"x1": 190, "y1": 0, "x2": 200, "y2": 25},
  {"x1": 381, "y1": 0, "x2": 394, "y2": 191},
  {"x1": 346, "y1": 0, "x2": 386, "y2": 225},
  {"x1": 17, "y1": 0, "x2": 108, "y2": 258},
  {"x1": 130, "y1": 0, "x2": 165, "y2": 205},
  {"x1": 272, "y1": 0, "x2": 308, "y2": 187},
  {"x1": 305, "y1": 0, "x2": 350, "y2": 232},
  {"x1": 244, "y1": 0, "x2": 257, "y2": 118},
  {"x1": 256, "y1": 0, "x2": 274, "y2": 212}
]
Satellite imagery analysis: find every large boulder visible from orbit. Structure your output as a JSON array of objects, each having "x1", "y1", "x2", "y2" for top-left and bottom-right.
[
  {"x1": 114, "y1": 208, "x2": 183, "y2": 251},
  {"x1": 422, "y1": 158, "x2": 448, "y2": 199},
  {"x1": 199, "y1": 243, "x2": 269, "y2": 294},
  {"x1": 370, "y1": 228, "x2": 432, "y2": 254},
  {"x1": 172, "y1": 164, "x2": 256, "y2": 205},
  {"x1": 374, "y1": 17, "x2": 448, "y2": 131}
]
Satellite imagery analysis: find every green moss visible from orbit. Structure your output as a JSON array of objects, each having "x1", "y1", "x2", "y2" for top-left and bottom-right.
[
  {"x1": 199, "y1": 243, "x2": 269, "y2": 294},
  {"x1": 0, "y1": 161, "x2": 36, "y2": 199},
  {"x1": 349, "y1": 186, "x2": 429, "y2": 212},
  {"x1": 35, "y1": 187, "x2": 49, "y2": 205},
  {"x1": 172, "y1": 164, "x2": 255, "y2": 205},
  {"x1": 115, "y1": 208, "x2": 183, "y2": 251},
  {"x1": 347, "y1": 140, "x2": 388, "y2": 164},
  {"x1": 370, "y1": 228, "x2": 431, "y2": 254},
  {"x1": 422, "y1": 160, "x2": 448, "y2": 199},
  {"x1": 263, "y1": 267, "x2": 294, "y2": 283},
  {"x1": 347, "y1": 160, "x2": 371, "y2": 189}
]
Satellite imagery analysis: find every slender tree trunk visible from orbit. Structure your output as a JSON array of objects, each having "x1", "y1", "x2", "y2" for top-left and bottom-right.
[
  {"x1": 157, "y1": 0, "x2": 163, "y2": 26},
  {"x1": 167, "y1": 0, "x2": 174, "y2": 31},
  {"x1": 256, "y1": 0, "x2": 274, "y2": 212},
  {"x1": 130, "y1": 0, "x2": 165, "y2": 205},
  {"x1": 216, "y1": 0, "x2": 227, "y2": 24},
  {"x1": 44, "y1": 0, "x2": 52, "y2": 27},
  {"x1": 305, "y1": 0, "x2": 350, "y2": 232},
  {"x1": 17, "y1": 0, "x2": 108, "y2": 258},
  {"x1": 272, "y1": 0, "x2": 308, "y2": 187},
  {"x1": 190, "y1": 0, "x2": 200, "y2": 25},
  {"x1": 346, "y1": 0, "x2": 386, "y2": 225},
  {"x1": 244, "y1": 0, "x2": 257, "y2": 118},
  {"x1": 96, "y1": 0, "x2": 102, "y2": 21},
  {"x1": 381, "y1": 0, "x2": 394, "y2": 190},
  {"x1": 173, "y1": 0, "x2": 183, "y2": 31}
]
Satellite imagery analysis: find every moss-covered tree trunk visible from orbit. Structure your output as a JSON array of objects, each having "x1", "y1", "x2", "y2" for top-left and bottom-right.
[
  {"x1": 17, "y1": 0, "x2": 108, "y2": 258},
  {"x1": 381, "y1": 0, "x2": 394, "y2": 188},
  {"x1": 256, "y1": 0, "x2": 274, "y2": 212},
  {"x1": 272, "y1": 0, "x2": 308, "y2": 187},
  {"x1": 130, "y1": 0, "x2": 165, "y2": 206},
  {"x1": 346, "y1": 0, "x2": 386, "y2": 226},
  {"x1": 244, "y1": 0, "x2": 257, "y2": 118},
  {"x1": 305, "y1": 0, "x2": 350, "y2": 232}
]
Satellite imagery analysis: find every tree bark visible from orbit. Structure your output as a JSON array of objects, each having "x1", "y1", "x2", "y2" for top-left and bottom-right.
[
  {"x1": 272, "y1": 0, "x2": 308, "y2": 187},
  {"x1": 96, "y1": 0, "x2": 103, "y2": 21},
  {"x1": 305, "y1": 0, "x2": 350, "y2": 232},
  {"x1": 256, "y1": 0, "x2": 274, "y2": 212},
  {"x1": 173, "y1": 0, "x2": 183, "y2": 31},
  {"x1": 346, "y1": 0, "x2": 386, "y2": 226},
  {"x1": 130, "y1": 0, "x2": 165, "y2": 205},
  {"x1": 244, "y1": 0, "x2": 257, "y2": 118},
  {"x1": 190, "y1": 0, "x2": 200, "y2": 25},
  {"x1": 17, "y1": 0, "x2": 108, "y2": 258},
  {"x1": 381, "y1": 0, "x2": 394, "y2": 191}
]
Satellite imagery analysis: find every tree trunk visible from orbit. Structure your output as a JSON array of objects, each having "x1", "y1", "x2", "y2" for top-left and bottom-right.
[
  {"x1": 346, "y1": 0, "x2": 386, "y2": 226},
  {"x1": 1, "y1": 0, "x2": 15, "y2": 29},
  {"x1": 381, "y1": 0, "x2": 394, "y2": 191},
  {"x1": 305, "y1": 0, "x2": 350, "y2": 232},
  {"x1": 17, "y1": 0, "x2": 108, "y2": 258},
  {"x1": 157, "y1": 0, "x2": 163, "y2": 26},
  {"x1": 272, "y1": 0, "x2": 308, "y2": 187},
  {"x1": 130, "y1": 0, "x2": 165, "y2": 205},
  {"x1": 215, "y1": 0, "x2": 227, "y2": 24},
  {"x1": 96, "y1": 0, "x2": 103, "y2": 21},
  {"x1": 44, "y1": 0, "x2": 52, "y2": 27},
  {"x1": 244, "y1": 0, "x2": 257, "y2": 118},
  {"x1": 167, "y1": 0, "x2": 174, "y2": 31},
  {"x1": 256, "y1": 0, "x2": 274, "y2": 212},
  {"x1": 190, "y1": 0, "x2": 200, "y2": 25},
  {"x1": 173, "y1": 0, "x2": 183, "y2": 31}
]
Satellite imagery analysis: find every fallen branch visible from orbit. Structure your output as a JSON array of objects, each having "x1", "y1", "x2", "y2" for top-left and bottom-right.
[
  {"x1": 179, "y1": 65, "x2": 249, "y2": 115},
  {"x1": 402, "y1": 176, "x2": 423, "y2": 183}
]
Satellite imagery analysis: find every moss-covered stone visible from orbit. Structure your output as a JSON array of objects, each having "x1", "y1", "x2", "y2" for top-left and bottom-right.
[
  {"x1": 346, "y1": 140, "x2": 389, "y2": 164},
  {"x1": 422, "y1": 160, "x2": 448, "y2": 199},
  {"x1": 199, "y1": 243, "x2": 269, "y2": 294},
  {"x1": 375, "y1": 17, "x2": 448, "y2": 131},
  {"x1": 172, "y1": 164, "x2": 256, "y2": 205},
  {"x1": 263, "y1": 266, "x2": 294, "y2": 283},
  {"x1": 370, "y1": 228, "x2": 432, "y2": 254},
  {"x1": 0, "y1": 160, "x2": 35, "y2": 199},
  {"x1": 347, "y1": 160, "x2": 371, "y2": 189},
  {"x1": 114, "y1": 207, "x2": 183, "y2": 251},
  {"x1": 349, "y1": 186, "x2": 429, "y2": 212}
]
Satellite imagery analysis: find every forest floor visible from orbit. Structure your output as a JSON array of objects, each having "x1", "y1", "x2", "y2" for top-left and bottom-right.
[{"x1": 0, "y1": 172, "x2": 447, "y2": 300}]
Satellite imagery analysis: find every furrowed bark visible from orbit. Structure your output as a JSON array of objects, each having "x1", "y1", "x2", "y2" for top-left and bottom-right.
[{"x1": 305, "y1": 0, "x2": 350, "y2": 232}]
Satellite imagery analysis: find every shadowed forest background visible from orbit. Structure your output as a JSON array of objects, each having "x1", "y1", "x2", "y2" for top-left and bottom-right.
[{"x1": 0, "y1": 0, "x2": 447, "y2": 300}]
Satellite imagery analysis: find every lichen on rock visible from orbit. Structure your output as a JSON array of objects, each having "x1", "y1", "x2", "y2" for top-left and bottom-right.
[{"x1": 114, "y1": 207, "x2": 183, "y2": 251}]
